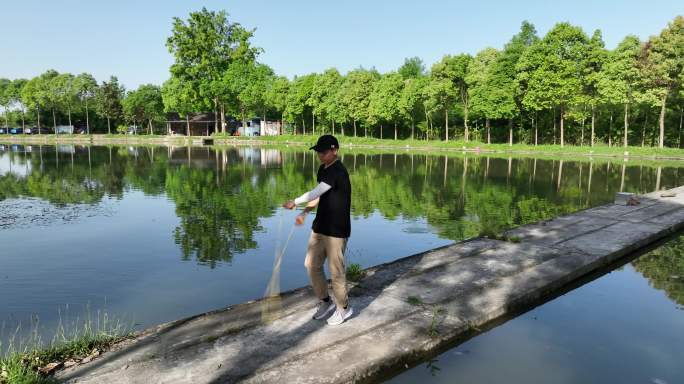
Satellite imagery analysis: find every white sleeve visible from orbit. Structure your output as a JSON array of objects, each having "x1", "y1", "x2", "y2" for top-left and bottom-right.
[{"x1": 294, "y1": 182, "x2": 332, "y2": 205}]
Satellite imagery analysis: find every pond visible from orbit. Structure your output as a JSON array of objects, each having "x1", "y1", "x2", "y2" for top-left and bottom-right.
[{"x1": 1, "y1": 144, "x2": 683, "y2": 381}]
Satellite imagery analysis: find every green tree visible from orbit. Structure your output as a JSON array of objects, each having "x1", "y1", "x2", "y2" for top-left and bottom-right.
[
  {"x1": 95, "y1": 76, "x2": 125, "y2": 134},
  {"x1": 38, "y1": 70, "x2": 61, "y2": 131},
  {"x1": 467, "y1": 48, "x2": 500, "y2": 144},
  {"x1": 9, "y1": 79, "x2": 28, "y2": 129},
  {"x1": 398, "y1": 57, "x2": 426, "y2": 79},
  {"x1": 224, "y1": 61, "x2": 274, "y2": 132},
  {"x1": 284, "y1": 73, "x2": 315, "y2": 135},
  {"x1": 425, "y1": 71, "x2": 456, "y2": 141},
  {"x1": 496, "y1": 21, "x2": 539, "y2": 145},
  {"x1": 517, "y1": 22, "x2": 589, "y2": 147},
  {"x1": 339, "y1": 68, "x2": 379, "y2": 137},
  {"x1": 310, "y1": 68, "x2": 343, "y2": 134},
  {"x1": 75, "y1": 73, "x2": 98, "y2": 134},
  {"x1": 162, "y1": 76, "x2": 198, "y2": 136},
  {"x1": 368, "y1": 72, "x2": 404, "y2": 139},
  {"x1": 265, "y1": 76, "x2": 290, "y2": 134},
  {"x1": 399, "y1": 76, "x2": 428, "y2": 139},
  {"x1": 582, "y1": 30, "x2": 608, "y2": 146},
  {"x1": 53, "y1": 73, "x2": 79, "y2": 127},
  {"x1": 21, "y1": 71, "x2": 58, "y2": 132},
  {"x1": 0, "y1": 78, "x2": 11, "y2": 128},
  {"x1": 639, "y1": 16, "x2": 684, "y2": 148},
  {"x1": 166, "y1": 7, "x2": 261, "y2": 134},
  {"x1": 598, "y1": 35, "x2": 642, "y2": 147},
  {"x1": 123, "y1": 84, "x2": 164, "y2": 134},
  {"x1": 431, "y1": 54, "x2": 473, "y2": 141}
]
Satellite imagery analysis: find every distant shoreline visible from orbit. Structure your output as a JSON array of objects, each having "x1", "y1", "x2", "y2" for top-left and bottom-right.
[{"x1": 3, "y1": 134, "x2": 684, "y2": 162}]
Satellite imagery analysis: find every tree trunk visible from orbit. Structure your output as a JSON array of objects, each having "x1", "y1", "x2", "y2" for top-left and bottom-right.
[
  {"x1": 463, "y1": 90, "x2": 469, "y2": 143},
  {"x1": 580, "y1": 117, "x2": 585, "y2": 146},
  {"x1": 464, "y1": 108, "x2": 469, "y2": 142},
  {"x1": 52, "y1": 108, "x2": 57, "y2": 132},
  {"x1": 240, "y1": 108, "x2": 247, "y2": 136},
  {"x1": 444, "y1": 109, "x2": 449, "y2": 141},
  {"x1": 68, "y1": 107, "x2": 72, "y2": 127},
  {"x1": 186, "y1": 114, "x2": 190, "y2": 136},
  {"x1": 508, "y1": 118, "x2": 513, "y2": 146},
  {"x1": 85, "y1": 99, "x2": 90, "y2": 134},
  {"x1": 353, "y1": 119, "x2": 357, "y2": 136},
  {"x1": 623, "y1": 103, "x2": 629, "y2": 148},
  {"x1": 534, "y1": 112, "x2": 538, "y2": 146},
  {"x1": 552, "y1": 107, "x2": 557, "y2": 145},
  {"x1": 486, "y1": 118, "x2": 491, "y2": 144},
  {"x1": 3, "y1": 107, "x2": 8, "y2": 127},
  {"x1": 221, "y1": 104, "x2": 226, "y2": 134},
  {"x1": 380, "y1": 124, "x2": 383, "y2": 139},
  {"x1": 411, "y1": 118, "x2": 415, "y2": 140},
  {"x1": 21, "y1": 108, "x2": 25, "y2": 130},
  {"x1": 658, "y1": 92, "x2": 667, "y2": 148},
  {"x1": 559, "y1": 104, "x2": 565, "y2": 148},
  {"x1": 107, "y1": 117, "x2": 111, "y2": 135},
  {"x1": 679, "y1": 107, "x2": 683, "y2": 149},
  {"x1": 591, "y1": 106, "x2": 596, "y2": 147},
  {"x1": 424, "y1": 107, "x2": 429, "y2": 140},
  {"x1": 302, "y1": 117, "x2": 306, "y2": 135},
  {"x1": 642, "y1": 111, "x2": 648, "y2": 147},
  {"x1": 394, "y1": 121, "x2": 397, "y2": 140},
  {"x1": 148, "y1": 119, "x2": 153, "y2": 135},
  {"x1": 609, "y1": 112, "x2": 613, "y2": 147},
  {"x1": 37, "y1": 109, "x2": 41, "y2": 131},
  {"x1": 312, "y1": 113, "x2": 315, "y2": 136},
  {"x1": 332, "y1": 120, "x2": 335, "y2": 135}
]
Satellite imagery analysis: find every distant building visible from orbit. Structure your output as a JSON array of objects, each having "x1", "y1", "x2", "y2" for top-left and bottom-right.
[
  {"x1": 166, "y1": 113, "x2": 239, "y2": 136},
  {"x1": 56, "y1": 125, "x2": 74, "y2": 134},
  {"x1": 236, "y1": 118, "x2": 281, "y2": 136}
]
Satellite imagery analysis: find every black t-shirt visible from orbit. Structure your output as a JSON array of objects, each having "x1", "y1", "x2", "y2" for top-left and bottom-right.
[{"x1": 312, "y1": 160, "x2": 351, "y2": 238}]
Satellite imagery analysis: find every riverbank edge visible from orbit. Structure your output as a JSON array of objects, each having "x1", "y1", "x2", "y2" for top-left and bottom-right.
[{"x1": 3, "y1": 134, "x2": 684, "y2": 162}]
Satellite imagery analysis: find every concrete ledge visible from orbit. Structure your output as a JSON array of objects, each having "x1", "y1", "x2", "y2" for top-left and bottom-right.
[{"x1": 57, "y1": 187, "x2": 684, "y2": 383}]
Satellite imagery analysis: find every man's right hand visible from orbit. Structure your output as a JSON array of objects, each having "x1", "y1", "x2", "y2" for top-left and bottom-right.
[{"x1": 282, "y1": 200, "x2": 295, "y2": 210}]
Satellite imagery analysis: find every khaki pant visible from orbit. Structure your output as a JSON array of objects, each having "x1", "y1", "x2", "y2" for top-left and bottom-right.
[{"x1": 304, "y1": 232, "x2": 348, "y2": 310}]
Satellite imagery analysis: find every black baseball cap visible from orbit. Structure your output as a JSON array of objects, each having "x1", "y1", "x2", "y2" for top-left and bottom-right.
[{"x1": 309, "y1": 134, "x2": 339, "y2": 152}]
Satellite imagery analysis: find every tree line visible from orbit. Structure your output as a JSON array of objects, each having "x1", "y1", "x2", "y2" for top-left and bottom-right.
[{"x1": 1, "y1": 9, "x2": 683, "y2": 148}]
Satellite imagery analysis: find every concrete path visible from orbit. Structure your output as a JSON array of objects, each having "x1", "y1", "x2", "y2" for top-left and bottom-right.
[{"x1": 57, "y1": 186, "x2": 684, "y2": 384}]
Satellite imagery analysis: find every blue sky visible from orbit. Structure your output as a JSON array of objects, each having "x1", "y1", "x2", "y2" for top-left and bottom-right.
[{"x1": 1, "y1": 0, "x2": 682, "y2": 89}]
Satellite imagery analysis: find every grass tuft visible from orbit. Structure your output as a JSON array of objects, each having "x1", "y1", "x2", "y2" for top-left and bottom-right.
[
  {"x1": 346, "y1": 263, "x2": 366, "y2": 282},
  {"x1": 406, "y1": 296, "x2": 423, "y2": 306},
  {"x1": 0, "y1": 308, "x2": 131, "y2": 383}
]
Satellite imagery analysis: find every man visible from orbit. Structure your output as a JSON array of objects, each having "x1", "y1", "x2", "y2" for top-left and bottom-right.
[{"x1": 283, "y1": 134, "x2": 353, "y2": 326}]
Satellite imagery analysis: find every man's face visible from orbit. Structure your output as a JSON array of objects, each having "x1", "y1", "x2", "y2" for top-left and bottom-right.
[{"x1": 317, "y1": 148, "x2": 337, "y2": 164}]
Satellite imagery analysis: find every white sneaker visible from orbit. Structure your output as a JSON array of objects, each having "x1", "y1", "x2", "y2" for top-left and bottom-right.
[
  {"x1": 312, "y1": 299, "x2": 336, "y2": 320},
  {"x1": 326, "y1": 306, "x2": 354, "y2": 326}
]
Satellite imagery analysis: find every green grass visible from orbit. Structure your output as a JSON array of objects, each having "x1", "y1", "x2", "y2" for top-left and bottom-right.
[
  {"x1": 346, "y1": 263, "x2": 366, "y2": 282},
  {"x1": 428, "y1": 306, "x2": 447, "y2": 338},
  {"x1": 406, "y1": 296, "x2": 423, "y2": 306},
  {"x1": 507, "y1": 235, "x2": 522, "y2": 243},
  {"x1": 212, "y1": 133, "x2": 684, "y2": 159},
  {"x1": 0, "y1": 309, "x2": 131, "y2": 384},
  {"x1": 6, "y1": 132, "x2": 684, "y2": 163}
]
